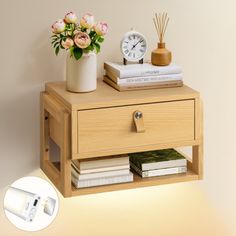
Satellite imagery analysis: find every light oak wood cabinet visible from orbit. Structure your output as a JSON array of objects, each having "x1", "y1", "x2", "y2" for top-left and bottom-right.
[{"x1": 41, "y1": 80, "x2": 203, "y2": 197}]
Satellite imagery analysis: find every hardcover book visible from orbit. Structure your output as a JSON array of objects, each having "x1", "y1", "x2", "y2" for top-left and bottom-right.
[
  {"x1": 130, "y1": 162, "x2": 187, "y2": 178},
  {"x1": 71, "y1": 172, "x2": 134, "y2": 188},
  {"x1": 72, "y1": 154, "x2": 129, "y2": 171},
  {"x1": 72, "y1": 162, "x2": 130, "y2": 174},
  {"x1": 104, "y1": 62, "x2": 182, "y2": 78},
  {"x1": 129, "y1": 149, "x2": 187, "y2": 171},
  {"x1": 103, "y1": 76, "x2": 183, "y2": 92},
  {"x1": 105, "y1": 70, "x2": 183, "y2": 85},
  {"x1": 71, "y1": 165, "x2": 130, "y2": 180}
]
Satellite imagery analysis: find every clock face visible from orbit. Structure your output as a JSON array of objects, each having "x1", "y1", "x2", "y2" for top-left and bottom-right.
[{"x1": 120, "y1": 31, "x2": 147, "y2": 62}]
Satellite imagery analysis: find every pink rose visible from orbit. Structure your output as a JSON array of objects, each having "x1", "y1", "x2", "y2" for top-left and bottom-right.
[
  {"x1": 61, "y1": 38, "x2": 74, "y2": 49},
  {"x1": 51, "y1": 19, "x2": 66, "y2": 34},
  {"x1": 94, "y1": 22, "x2": 108, "y2": 36},
  {"x1": 64, "y1": 11, "x2": 78, "y2": 24},
  {"x1": 80, "y1": 13, "x2": 94, "y2": 29},
  {"x1": 74, "y1": 32, "x2": 91, "y2": 48}
]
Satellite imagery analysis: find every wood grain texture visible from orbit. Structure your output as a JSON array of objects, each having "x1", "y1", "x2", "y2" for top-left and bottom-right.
[
  {"x1": 192, "y1": 99, "x2": 204, "y2": 179},
  {"x1": 60, "y1": 112, "x2": 72, "y2": 197},
  {"x1": 71, "y1": 110, "x2": 78, "y2": 155},
  {"x1": 40, "y1": 92, "x2": 49, "y2": 167},
  {"x1": 45, "y1": 80, "x2": 199, "y2": 111},
  {"x1": 41, "y1": 92, "x2": 72, "y2": 197},
  {"x1": 41, "y1": 81, "x2": 203, "y2": 197},
  {"x1": 72, "y1": 139, "x2": 200, "y2": 160},
  {"x1": 49, "y1": 114, "x2": 61, "y2": 147},
  {"x1": 71, "y1": 170, "x2": 198, "y2": 196},
  {"x1": 77, "y1": 100, "x2": 195, "y2": 154}
]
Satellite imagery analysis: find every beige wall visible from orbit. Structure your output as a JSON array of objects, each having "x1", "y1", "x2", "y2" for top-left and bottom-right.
[{"x1": 1, "y1": 0, "x2": 236, "y2": 235}]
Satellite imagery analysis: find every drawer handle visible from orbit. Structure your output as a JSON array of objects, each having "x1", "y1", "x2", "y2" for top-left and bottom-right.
[{"x1": 133, "y1": 110, "x2": 145, "y2": 133}]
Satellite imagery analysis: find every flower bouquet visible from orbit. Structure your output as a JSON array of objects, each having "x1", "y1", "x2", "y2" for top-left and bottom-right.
[
  {"x1": 51, "y1": 11, "x2": 108, "y2": 60},
  {"x1": 50, "y1": 11, "x2": 108, "y2": 92}
]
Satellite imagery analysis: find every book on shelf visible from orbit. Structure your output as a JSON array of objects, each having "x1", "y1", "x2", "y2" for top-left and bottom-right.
[
  {"x1": 72, "y1": 161, "x2": 130, "y2": 174},
  {"x1": 71, "y1": 165, "x2": 130, "y2": 180},
  {"x1": 103, "y1": 76, "x2": 183, "y2": 92},
  {"x1": 130, "y1": 162, "x2": 187, "y2": 178},
  {"x1": 129, "y1": 149, "x2": 187, "y2": 171},
  {"x1": 104, "y1": 62, "x2": 182, "y2": 79},
  {"x1": 71, "y1": 171, "x2": 134, "y2": 188},
  {"x1": 72, "y1": 154, "x2": 129, "y2": 171},
  {"x1": 105, "y1": 70, "x2": 183, "y2": 85}
]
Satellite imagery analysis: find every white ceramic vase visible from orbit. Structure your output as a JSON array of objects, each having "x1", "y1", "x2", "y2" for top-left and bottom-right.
[{"x1": 66, "y1": 52, "x2": 97, "y2": 93}]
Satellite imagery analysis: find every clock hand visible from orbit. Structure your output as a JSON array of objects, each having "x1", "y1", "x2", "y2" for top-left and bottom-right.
[{"x1": 132, "y1": 39, "x2": 144, "y2": 50}]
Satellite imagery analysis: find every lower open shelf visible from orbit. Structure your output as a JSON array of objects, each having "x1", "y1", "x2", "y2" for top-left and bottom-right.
[
  {"x1": 71, "y1": 169, "x2": 199, "y2": 196},
  {"x1": 48, "y1": 161, "x2": 199, "y2": 196}
]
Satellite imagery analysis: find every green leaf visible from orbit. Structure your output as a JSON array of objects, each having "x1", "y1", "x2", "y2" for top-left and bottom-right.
[
  {"x1": 53, "y1": 41, "x2": 59, "y2": 48},
  {"x1": 97, "y1": 37, "x2": 104, "y2": 43},
  {"x1": 51, "y1": 37, "x2": 58, "y2": 43},
  {"x1": 94, "y1": 42, "x2": 100, "y2": 53},
  {"x1": 73, "y1": 47, "x2": 83, "y2": 60},
  {"x1": 55, "y1": 46, "x2": 60, "y2": 55},
  {"x1": 89, "y1": 31, "x2": 96, "y2": 38},
  {"x1": 70, "y1": 47, "x2": 74, "y2": 57},
  {"x1": 85, "y1": 44, "x2": 94, "y2": 51}
]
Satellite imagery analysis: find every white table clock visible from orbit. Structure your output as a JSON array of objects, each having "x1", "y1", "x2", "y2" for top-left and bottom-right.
[{"x1": 120, "y1": 30, "x2": 147, "y2": 65}]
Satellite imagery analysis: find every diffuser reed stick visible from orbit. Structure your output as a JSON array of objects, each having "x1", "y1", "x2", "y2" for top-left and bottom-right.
[
  {"x1": 151, "y1": 12, "x2": 172, "y2": 66},
  {"x1": 153, "y1": 12, "x2": 169, "y2": 43}
]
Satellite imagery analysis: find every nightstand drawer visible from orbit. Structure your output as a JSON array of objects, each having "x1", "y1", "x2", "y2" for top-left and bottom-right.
[{"x1": 77, "y1": 100, "x2": 195, "y2": 154}]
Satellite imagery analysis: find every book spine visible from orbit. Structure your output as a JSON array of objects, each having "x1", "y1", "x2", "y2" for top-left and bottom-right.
[
  {"x1": 142, "y1": 166, "x2": 187, "y2": 177},
  {"x1": 77, "y1": 164, "x2": 130, "y2": 174},
  {"x1": 142, "y1": 159, "x2": 187, "y2": 171},
  {"x1": 117, "y1": 74, "x2": 183, "y2": 85},
  {"x1": 120, "y1": 68, "x2": 182, "y2": 78},
  {"x1": 72, "y1": 167, "x2": 130, "y2": 180},
  {"x1": 104, "y1": 63, "x2": 121, "y2": 77},
  {"x1": 72, "y1": 173, "x2": 134, "y2": 188},
  {"x1": 119, "y1": 81, "x2": 183, "y2": 89},
  {"x1": 79, "y1": 156, "x2": 129, "y2": 170},
  {"x1": 104, "y1": 64, "x2": 182, "y2": 78},
  {"x1": 103, "y1": 76, "x2": 183, "y2": 92}
]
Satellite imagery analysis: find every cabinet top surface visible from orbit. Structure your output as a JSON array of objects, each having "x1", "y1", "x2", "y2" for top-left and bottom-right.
[{"x1": 45, "y1": 80, "x2": 199, "y2": 110}]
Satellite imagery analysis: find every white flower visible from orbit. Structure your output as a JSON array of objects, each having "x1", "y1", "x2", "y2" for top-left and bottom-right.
[
  {"x1": 51, "y1": 19, "x2": 66, "y2": 34},
  {"x1": 74, "y1": 32, "x2": 91, "y2": 48},
  {"x1": 61, "y1": 38, "x2": 74, "y2": 49},
  {"x1": 80, "y1": 13, "x2": 94, "y2": 29},
  {"x1": 94, "y1": 22, "x2": 108, "y2": 36},
  {"x1": 64, "y1": 11, "x2": 78, "y2": 24}
]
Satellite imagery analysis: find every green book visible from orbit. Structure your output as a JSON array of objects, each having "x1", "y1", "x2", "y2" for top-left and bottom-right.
[{"x1": 129, "y1": 149, "x2": 187, "y2": 171}]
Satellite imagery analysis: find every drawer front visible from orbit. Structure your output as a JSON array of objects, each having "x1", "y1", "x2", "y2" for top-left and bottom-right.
[{"x1": 77, "y1": 100, "x2": 195, "y2": 154}]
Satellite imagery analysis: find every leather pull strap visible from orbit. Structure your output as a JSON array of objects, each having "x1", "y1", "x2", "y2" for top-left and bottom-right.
[{"x1": 133, "y1": 110, "x2": 145, "y2": 133}]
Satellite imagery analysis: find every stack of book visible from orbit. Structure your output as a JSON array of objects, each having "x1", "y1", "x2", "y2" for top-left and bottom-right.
[
  {"x1": 71, "y1": 155, "x2": 133, "y2": 188},
  {"x1": 129, "y1": 149, "x2": 187, "y2": 178},
  {"x1": 103, "y1": 62, "x2": 183, "y2": 91}
]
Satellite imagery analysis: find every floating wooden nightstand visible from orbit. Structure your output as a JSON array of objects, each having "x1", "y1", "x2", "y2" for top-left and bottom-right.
[{"x1": 40, "y1": 80, "x2": 203, "y2": 197}]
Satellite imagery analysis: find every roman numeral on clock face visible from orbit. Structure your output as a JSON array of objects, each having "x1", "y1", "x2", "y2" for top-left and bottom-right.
[{"x1": 121, "y1": 32, "x2": 147, "y2": 62}]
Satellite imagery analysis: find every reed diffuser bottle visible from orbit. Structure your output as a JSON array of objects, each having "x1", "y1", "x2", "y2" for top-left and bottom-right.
[{"x1": 151, "y1": 12, "x2": 172, "y2": 66}]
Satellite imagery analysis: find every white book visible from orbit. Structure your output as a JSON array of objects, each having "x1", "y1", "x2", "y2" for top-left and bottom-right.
[
  {"x1": 72, "y1": 155, "x2": 129, "y2": 171},
  {"x1": 71, "y1": 172, "x2": 134, "y2": 188},
  {"x1": 71, "y1": 166, "x2": 130, "y2": 180},
  {"x1": 105, "y1": 70, "x2": 183, "y2": 85},
  {"x1": 72, "y1": 162, "x2": 130, "y2": 174},
  {"x1": 130, "y1": 162, "x2": 187, "y2": 178},
  {"x1": 104, "y1": 62, "x2": 182, "y2": 79}
]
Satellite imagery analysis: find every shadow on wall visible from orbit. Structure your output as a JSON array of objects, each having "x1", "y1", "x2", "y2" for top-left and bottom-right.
[
  {"x1": 0, "y1": 28, "x2": 67, "y2": 188},
  {"x1": 18, "y1": 29, "x2": 65, "y2": 86},
  {"x1": 0, "y1": 88, "x2": 41, "y2": 188}
]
